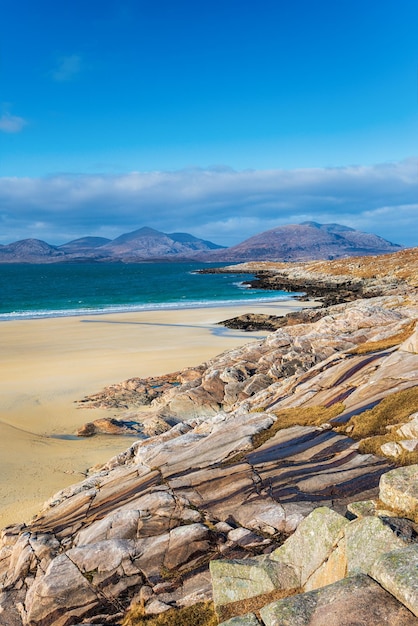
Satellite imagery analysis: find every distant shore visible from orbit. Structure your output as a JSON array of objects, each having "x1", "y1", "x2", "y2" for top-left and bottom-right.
[{"x1": 0, "y1": 298, "x2": 316, "y2": 528}]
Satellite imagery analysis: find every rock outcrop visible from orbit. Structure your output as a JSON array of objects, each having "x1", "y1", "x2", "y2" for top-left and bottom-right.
[
  {"x1": 212, "y1": 466, "x2": 418, "y2": 624},
  {"x1": 79, "y1": 293, "x2": 418, "y2": 435},
  {"x1": 1, "y1": 251, "x2": 418, "y2": 624}
]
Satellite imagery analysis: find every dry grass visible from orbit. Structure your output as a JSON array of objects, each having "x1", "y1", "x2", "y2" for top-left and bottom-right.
[
  {"x1": 255, "y1": 403, "x2": 345, "y2": 447},
  {"x1": 358, "y1": 434, "x2": 418, "y2": 466},
  {"x1": 392, "y1": 449, "x2": 418, "y2": 466},
  {"x1": 336, "y1": 386, "x2": 418, "y2": 465},
  {"x1": 305, "y1": 247, "x2": 418, "y2": 285},
  {"x1": 216, "y1": 587, "x2": 302, "y2": 622},
  {"x1": 337, "y1": 387, "x2": 418, "y2": 440},
  {"x1": 223, "y1": 404, "x2": 344, "y2": 466},
  {"x1": 245, "y1": 387, "x2": 418, "y2": 468},
  {"x1": 347, "y1": 320, "x2": 417, "y2": 355},
  {"x1": 121, "y1": 601, "x2": 217, "y2": 626}
]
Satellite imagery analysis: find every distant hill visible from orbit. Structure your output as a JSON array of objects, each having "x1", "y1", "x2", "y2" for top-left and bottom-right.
[
  {"x1": 168, "y1": 232, "x2": 222, "y2": 250},
  {"x1": 0, "y1": 228, "x2": 225, "y2": 263},
  {"x1": 0, "y1": 223, "x2": 402, "y2": 263},
  {"x1": 58, "y1": 237, "x2": 112, "y2": 255},
  {"x1": 98, "y1": 227, "x2": 225, "y2": 259},
  {"x1": 205, "y1": 222, "x2": 402, "y2": 262},
  {"x1": 0, "y1": 239, "x2": 65, "y2": 262}
]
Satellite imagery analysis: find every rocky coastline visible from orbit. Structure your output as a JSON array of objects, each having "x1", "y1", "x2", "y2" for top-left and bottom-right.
[{"x1": 1, "y1": 248, "x2": 418, "y2": 625}]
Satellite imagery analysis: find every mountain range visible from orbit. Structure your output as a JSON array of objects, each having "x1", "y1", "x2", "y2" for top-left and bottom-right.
[{"x1": 0, "y1": 222, "x2": 402, "y2": 263}]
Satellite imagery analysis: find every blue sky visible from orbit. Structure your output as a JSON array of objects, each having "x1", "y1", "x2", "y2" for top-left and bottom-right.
[{"x1": 0, "y1": 0, "x2": 417, "y2": 246}]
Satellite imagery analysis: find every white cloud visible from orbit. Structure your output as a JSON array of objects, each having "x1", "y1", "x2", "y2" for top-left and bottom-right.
[
  {"x1": 51, "y1": 54, "x2": 82, "y2": 81},
  {"x1": 0, "y1": 158, "x2": 417, "y2": 247},
  {"x1": 0, "y1": 112, "x2": 27, "y2": 133}
]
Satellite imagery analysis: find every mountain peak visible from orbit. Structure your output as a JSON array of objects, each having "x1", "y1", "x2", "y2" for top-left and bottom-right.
[{"x1": 207, "y1": 221, "x2": 402, "y2": 262}]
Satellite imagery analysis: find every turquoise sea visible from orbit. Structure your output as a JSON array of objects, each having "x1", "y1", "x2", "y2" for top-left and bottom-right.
[{"x1": 0, "y1": 263, "x2": 296, "y2": 321}]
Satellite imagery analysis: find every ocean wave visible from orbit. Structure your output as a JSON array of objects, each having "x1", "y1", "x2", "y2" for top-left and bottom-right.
[
  {"x1": 233, "y1": 280, "x2": 252, "y2": 290},
  {"x1": 0, "y1": 294, "x2": 299, "y2": 322}
]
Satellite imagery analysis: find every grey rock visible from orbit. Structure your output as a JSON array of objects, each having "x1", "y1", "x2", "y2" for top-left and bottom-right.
[
  {"x1": 379, "y1": 465, "x2": 418, "y2": 518},
  {"x1": 397, "y1": 413, "x2": 418, "y2": 439},
  {"x1": 145, "y1": 599, "x2": 172, "y2": 614},
  {"x1": 371, "y1": 545, "x2": 418, "y2": 617},
  {"x1": 346, "y1": 499, "x2": 377, "y2": 519},
  {"x1": 259, "y1": 574, "x2": 418, "y2": 625},
  {"x1": 218, "y1": 613, "x2": 261, "y2": 625},
  {"x1": 270, "y1": 507, "x2": 349, "y2": 585},
  {"x1": 381, "y1": 442, "x2": 403, "y2": 457},
  {"x1": 344, "y1": 515, "x2": 408, "y2": 575},
  {"x1": 227, "y1": 527, "x2": 270, "y2": 549},
  {"x1": 210, "y1": 556, "x2": 299, "y2": 606},
  {"x1": 400, "y1": 439, "x2": 418, "y2": 452}
]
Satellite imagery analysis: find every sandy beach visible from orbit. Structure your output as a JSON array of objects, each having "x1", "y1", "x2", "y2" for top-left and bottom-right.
[{"x1": 0, "y1": 298, "x2": 311, "y2": 528}]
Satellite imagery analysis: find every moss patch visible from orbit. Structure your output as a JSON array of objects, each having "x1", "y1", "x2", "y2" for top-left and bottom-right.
[{"x1": 121, "y1": 601, "x2": 217, "y2": 626}]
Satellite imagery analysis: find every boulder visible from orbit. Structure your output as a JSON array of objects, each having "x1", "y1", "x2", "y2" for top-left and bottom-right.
[
  {"x1": 400, "y1": 439, "x2": 418, "y2": 452},
  {"x1": 210, "y1": 556, "x2": 299, "y2": 606},
  {"x1": 346, "y1": 499, "x2": 377, "y2": 519},
  {"x1": 371, "y1": 545, "x2": 418, "y2": 617},
  {"x1": 145, "y1": 599, "x2": 171, "y2": 614},
  {"x1": 397, "y1": 413, "x2": 418, "y2": 439},
  {"x1": 344, "y1": 516, "x2": 408, "y2": 576},
  {"x1": 379, "y1": 465, "x2": 418, "y2": 518},
  {"x1": 218, "y1": 614, "x2": 261, "y2": 625},
  {"x1": 380, "y1": 442, "x2": 403, "y2": 457},
  {"x1": 227, "y1": 527, "x2": 270, "y2": 549},
  {"x1": 270, "y1": 507, "x2": 349, "y2": 585},
  {"x1": 304, "y1": 542, "x2": 346, "y2": 592},
  {"x1": 259, "y1": 574, "x2": 418, "y2": 625},
  {"x1": 76, "y1": 417, "x2": 144, "y2": 437}
]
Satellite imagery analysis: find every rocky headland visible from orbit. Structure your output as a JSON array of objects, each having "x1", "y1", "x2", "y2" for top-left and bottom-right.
[{"x1": 1, "y1": 247, "x2": 418, "y2": 625}]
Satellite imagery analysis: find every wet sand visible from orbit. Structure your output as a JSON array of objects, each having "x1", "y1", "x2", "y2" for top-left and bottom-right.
[{"x1": 0, "y1": 299, "x2": 311, "y2": 528}]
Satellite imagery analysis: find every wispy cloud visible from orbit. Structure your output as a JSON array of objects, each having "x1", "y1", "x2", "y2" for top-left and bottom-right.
[
  {"x1": 51, "y1": 54, "x2": 82, "y2": 81},
  {"x1": 0, "y1": 112, "x2": 27, "y2": 133},
  {"x1": 0, "y1": 159, "x2": 417, "y2": 246}
]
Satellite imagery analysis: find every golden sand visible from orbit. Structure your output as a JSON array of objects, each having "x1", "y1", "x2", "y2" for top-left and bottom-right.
[{"x1": 0, "y1": 299, "x2": 308, "y2": 528}]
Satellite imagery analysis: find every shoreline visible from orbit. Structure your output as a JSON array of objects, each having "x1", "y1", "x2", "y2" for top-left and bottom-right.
[
  {"x1": 0, "y1": 297, "x2": 316, "y2": 528},
  {"x1": 0, "y1": 293, "x2": 299, "y2": 322}
]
